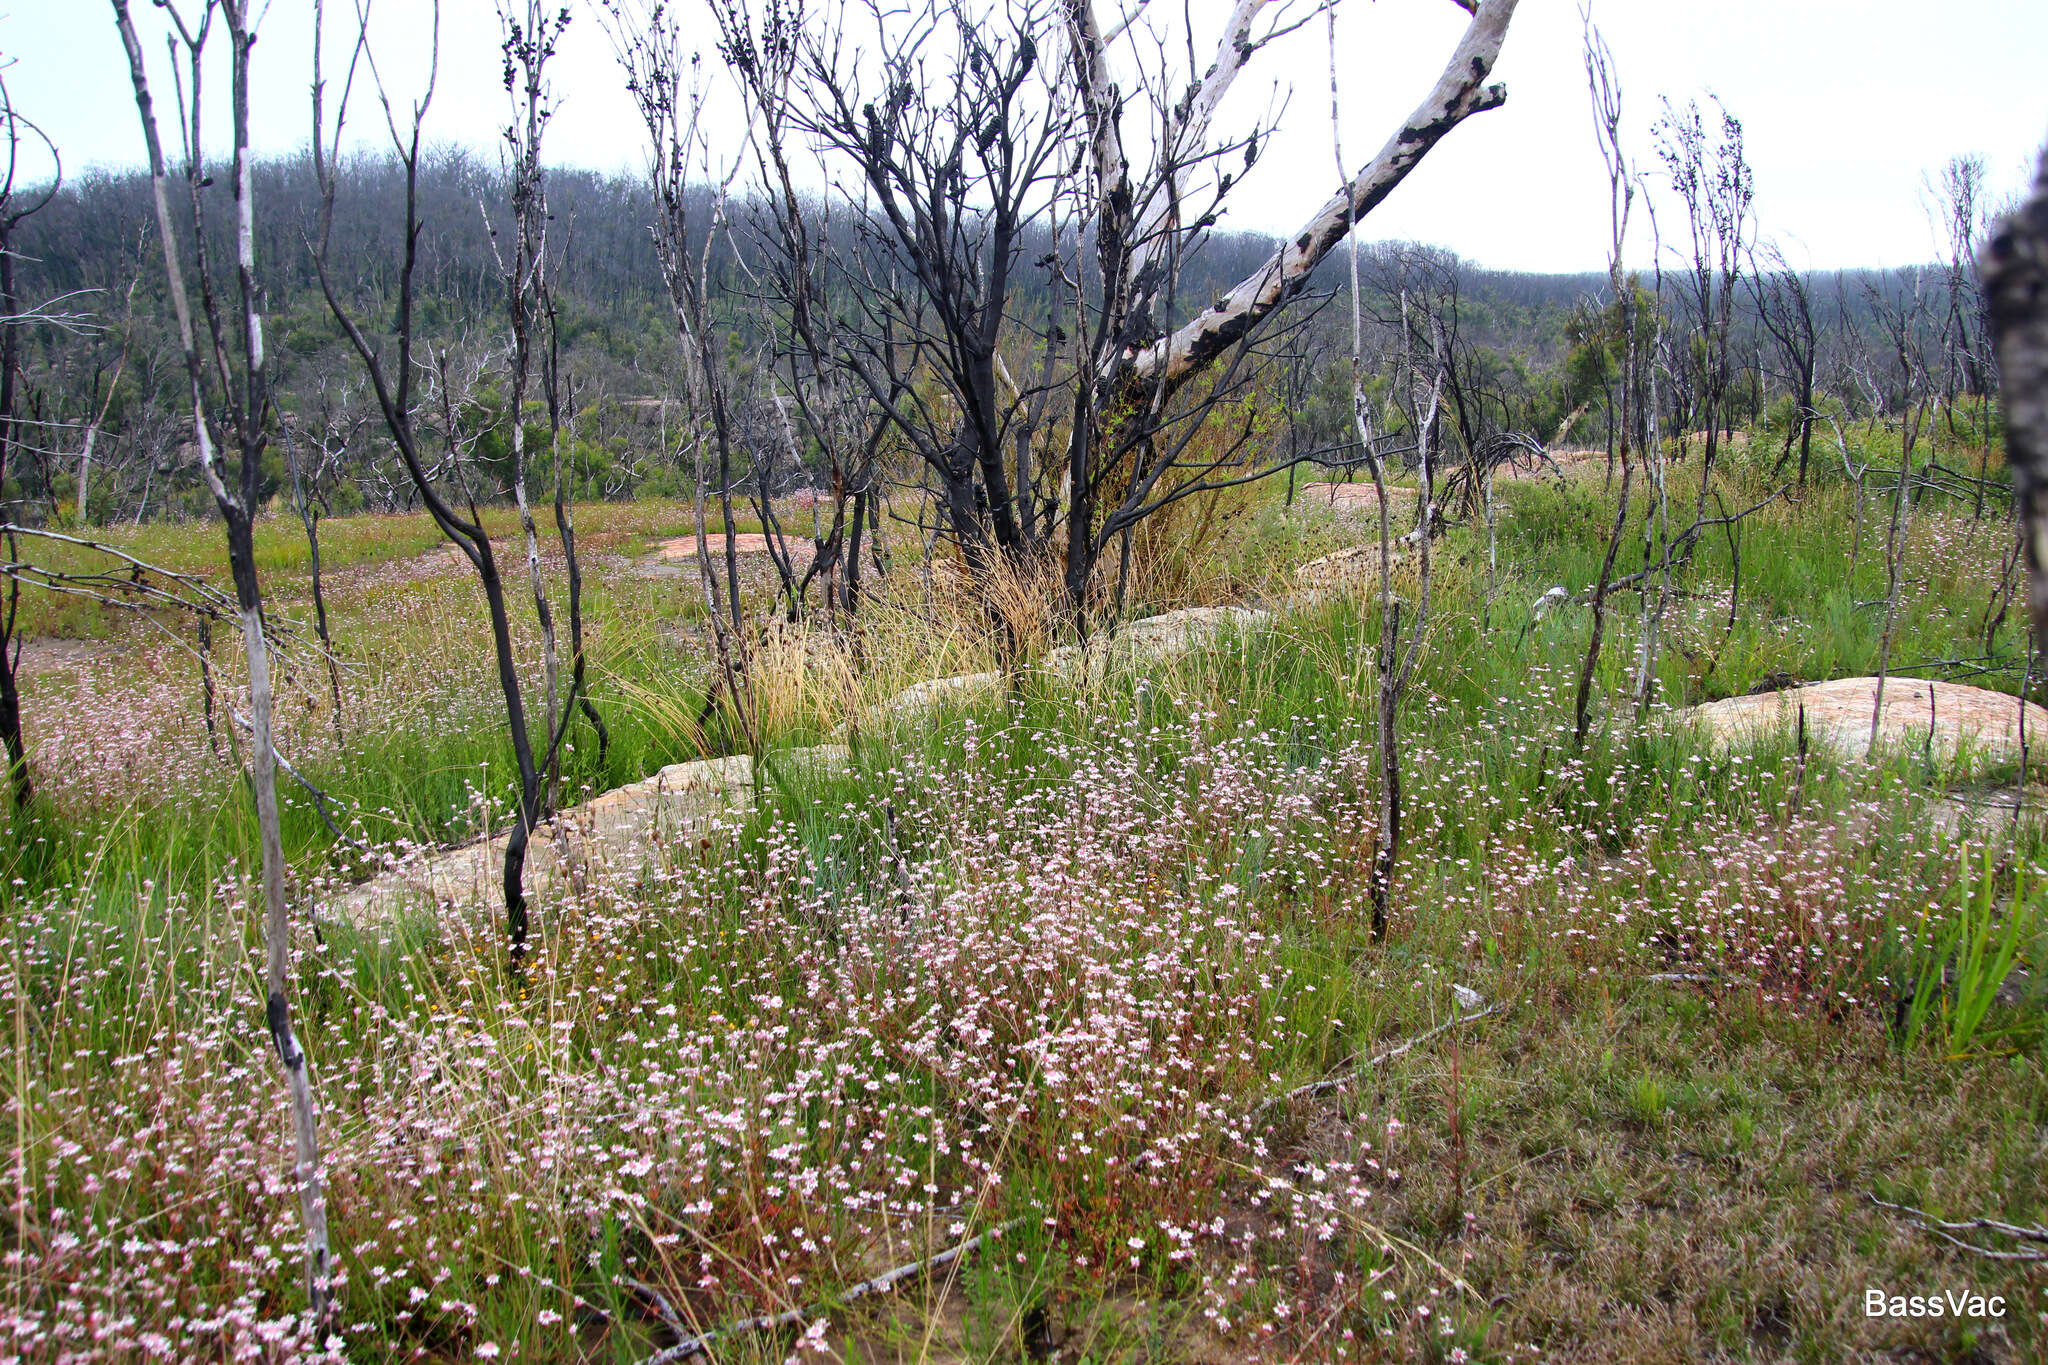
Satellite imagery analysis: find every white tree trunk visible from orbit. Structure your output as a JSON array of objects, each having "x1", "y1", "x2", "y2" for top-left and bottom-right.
[
  {"x1": 110, "y1": 0, "x2": 333, "y2": 1319},
  {"x1": 76, "y1": 423, "x2": 96, "y2": 525},
  {"x1": 1126, "y1": 0, "x2": 1519, "y2": 391},
  {"x1": 241, "y1": 603, "x2": 333, "y2": 1315}
]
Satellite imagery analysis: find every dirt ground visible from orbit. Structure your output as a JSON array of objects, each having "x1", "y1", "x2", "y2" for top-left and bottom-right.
[
  {"x1": 13, "y1": 636, "x2": 121, "y2": 679},
  {"x1": 653, "y1": 532, "x2": 775, "y2": 559}
]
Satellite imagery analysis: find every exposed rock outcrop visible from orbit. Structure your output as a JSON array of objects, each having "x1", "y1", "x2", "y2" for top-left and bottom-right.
[
  {"x1": 1675, "y1": 677, "x2": 2048, "y2": 770},
  {"x1": 333, "y1": 751, "x2": 845, "y2": 924}
]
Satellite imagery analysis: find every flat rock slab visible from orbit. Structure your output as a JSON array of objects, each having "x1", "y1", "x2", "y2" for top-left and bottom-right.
[
  {"x1": 857, "y1": 672, "x2": 1007, "y2": 732},
  {"x1": 332, "y1": 748, "x2": 854, "y2": 924},
  {"x1": 1927, "y1": 784, "x2": 2048, "y2": 840},
  {"x1": 1294, "y1": 543, "x2": 1410, "y2": 586},
  {"x1": 1676, "y1": 677, "x2": 2048, "y2": 771},
  {"x1": 849, "y1": 607, "x2": 1272, "y2": 733},
  {"x1": 15, "y1": 637, "x2": 122, "y2": 678},
  {"x1": 333, "y1": 595, "x2": 1270, "y2": 920},
  {"x1": 1045, "y1": 605, "x2": 1271, "y2": 686}
]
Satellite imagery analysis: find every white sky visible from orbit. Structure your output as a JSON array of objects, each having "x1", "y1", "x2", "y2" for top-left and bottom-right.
[{"x1": 4, "y1": 0, "x2": 2045, "y2": 273}]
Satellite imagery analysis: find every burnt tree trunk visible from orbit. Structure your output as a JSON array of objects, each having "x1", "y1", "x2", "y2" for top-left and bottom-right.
[
  {"x1": 0, "y1": 247, "x2": 30, "y2": 811},
  {"x1": 1984, "y1": 144, "x2": 2048, "y2": 654}
]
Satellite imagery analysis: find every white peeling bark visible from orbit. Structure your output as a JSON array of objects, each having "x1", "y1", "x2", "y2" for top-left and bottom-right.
[
  {"x1": 76, "y1": 424, "x2": 96, "y2": 524},
  {"x1": 238, "y1": 156, "x2": 263, "y2": 372},
  {"x1": 1128, "y1": 0, "x2": 1519, "y2": 392},
  {"x1": 110, "y1": 0, "x2": 332, "y2": 1321},
  {"x1": 1173, "y1": 0, "x2": 1273, "y2": 152},
  {"x1": 1068, "y1": 0, "x2": 1129, "y2": 251},
  {"x1": 1125, "y1": 0, "x2": 1272, "y2": 275},
  {"x1": 504, "y1": 3, "x2": 562, "y2": 779},
  {"x1": 242, "y1": 601, "x2": 334, "y2": 1317},
  {"x1": 513, "y1": 432, "x2": 561, "y2": 762}
]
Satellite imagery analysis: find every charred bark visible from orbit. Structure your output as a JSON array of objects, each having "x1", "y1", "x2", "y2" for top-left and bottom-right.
[{"x1": 1984, "y1": 143, "x2": 2048, "y2": 655}]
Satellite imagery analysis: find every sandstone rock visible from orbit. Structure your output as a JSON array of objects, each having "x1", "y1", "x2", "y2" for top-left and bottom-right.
[
  {"x1": 1925, "y1": 784, "x2": 2048, "y2": 840},
  {"x1": 1294, "y1": 482, "x2": 1416, "y2": 515},
  {"x1": 339, "y1": 602, "x2": 1281, "y2": 925},
  {"x1": 1293, "y1": 541, "x2": 1412, "y2": 586},
  {"x1": 857, "y1": 672, "x2": 1006, "y2": 732},
  {"x1": 1044, "y1": 605, "x2": 1271, "y2": 684},
  {"x1": 653, "y1": 532, "x2": 774, "y2": 559},
  {"x1": 332, "y1": 754, "x2": 759, "y2": 925},
  {"x1": 1676, "y1": 677, "x2": 2048, "y2": 771},
  {"x1": 779, "y1": 743, "x2": 853, "y2": 777}
]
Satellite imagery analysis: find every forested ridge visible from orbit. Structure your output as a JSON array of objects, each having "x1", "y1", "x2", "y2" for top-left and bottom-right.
[{"x1": 9, "y1": 150, "x2": 1934, "y2": 522}]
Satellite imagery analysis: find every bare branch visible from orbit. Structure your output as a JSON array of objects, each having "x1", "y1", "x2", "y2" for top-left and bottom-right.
[
  {"x1": 1126, "y1": 0, "x2": 1518, "y2": 393},
  {"x1": 636, "y1": 1217, "x2": 1028, "y2": 1364},
  {"x1": 1871, "y1": 1196, "x2": 2048, "y2": 1263}
]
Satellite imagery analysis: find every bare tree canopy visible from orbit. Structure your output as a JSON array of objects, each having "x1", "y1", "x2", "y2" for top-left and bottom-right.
[{"x1": 1122, "y1": 0, "x2": 1519, "y2": 395}]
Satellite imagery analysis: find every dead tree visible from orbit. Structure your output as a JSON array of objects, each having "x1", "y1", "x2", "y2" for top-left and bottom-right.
[
  {"x1": 280, "y1": 379, "x2": 360, "y2": 724},
  {"x1": 1750, "y1": 241, "x2": 1819, "y2": 487},
  {"x1": 1631, "y1": 195, "x2": 1673, "y2": 718},
  {"x1": 770, "y1": 0, "x2": 1067, "y2": 595},
  {"x1": 1336, "y1": 85, "x2": 1444, "y2": 940},
  {"x1": 108, "y1": 0, "x2": 332, "y2": 1320},
  {"x1": 1933, "y1": 155, "x2": 1994, "y2": 514},
  {"x1": 1655, "y1": 95, "x2": 1752, "y2": 486},
  {"x1": 1648, "y1": 95, "x2": 1768, "y2": 694},
  {"x1": 1983, "y1": 142, "x2": 2048, "y2": 655},
  {"x1": 688, "y1": 0, "x2": 1521, "y2": 638},
  {"x1": 489, "y1": 1, "x2": 607, "y2": 792},
  {"x1": 602, "y1": 0, "x2": 758, "y2": 741},
  {"x1": 1573, "y1": 16, "x2": 1635, "y2": 750},
  {"x1": 1334, "y1": 20, "x2": 1393, "y2": 939},
  {"x1": 71, "y1": 264, "x2": 140, "y2": 528},
  {"x1": 543, "y1": 293, "x2": 610, "y2": 764},
  {"x1": 1064, "y1": 0, "x2": 1519, "y2": 633},
  {"x1": 711, "y1": 0, "x2": 895, "y2": 623},
  {"x1": 492, "y1": 0, "x2": 567, "y2": 785},
  {"x1": 1867, "y1": 270, "x2": 1934, "y2": 755},
  {"x1": 0, "y1": 77, "x2": 59, "y2": 811},
  {"x1": 311, "y1": 0, "x2": 551, "y2": 957},
  {"x1": 1583, "y1": 87, "x2": 1777, "y2": 713}
]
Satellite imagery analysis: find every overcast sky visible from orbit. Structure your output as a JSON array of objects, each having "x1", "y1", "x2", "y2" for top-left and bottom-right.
[{"x1": 4, "y1": 0, "x2": 2045, "y2": 274}]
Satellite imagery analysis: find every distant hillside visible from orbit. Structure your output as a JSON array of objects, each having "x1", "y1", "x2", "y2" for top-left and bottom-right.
[{"x1": 5, "y1": 152, "x2": 1939, "y2": 520}]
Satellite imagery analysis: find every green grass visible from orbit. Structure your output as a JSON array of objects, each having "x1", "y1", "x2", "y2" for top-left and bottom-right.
[
  {"x1": 3, "y1": 422, "x2": 2045, "y2": 1363},
  {"x1": 745, "y1": 579, "x2": 2046, "y2": 1361},
  {"x1": 9, "y1": 497, "x2": 747, "y2": 638},
  {"x1": 0, "y1": 498, "x2": 738, "y2": 914}
]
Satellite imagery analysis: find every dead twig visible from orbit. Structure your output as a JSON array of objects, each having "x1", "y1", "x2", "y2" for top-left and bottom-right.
[
  {"x1": 634, "y1": 1216, "x2": 1026, "y2": 1365},
  {"x1": 1252, "y1": 1000, "x2": 1502, "y2": 1123},
  {"x1": 1643, "y1": 971, "x2": 1757, "y2": 989},
  {"x1": 1869, "y1": 1195, "x2": 2048, "y2": 1262},
  {"x1": 228, "y1": 708, "x2": 375, "y2": 859}
]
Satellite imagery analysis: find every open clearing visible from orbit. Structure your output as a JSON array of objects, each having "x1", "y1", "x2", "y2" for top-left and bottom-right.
[
  {"x1": 6, "y1": 452, "x2": 2047, "y2": 1364},
  {"x1": 652, "y1": 532, "x2": 779, "y2": 558}
]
